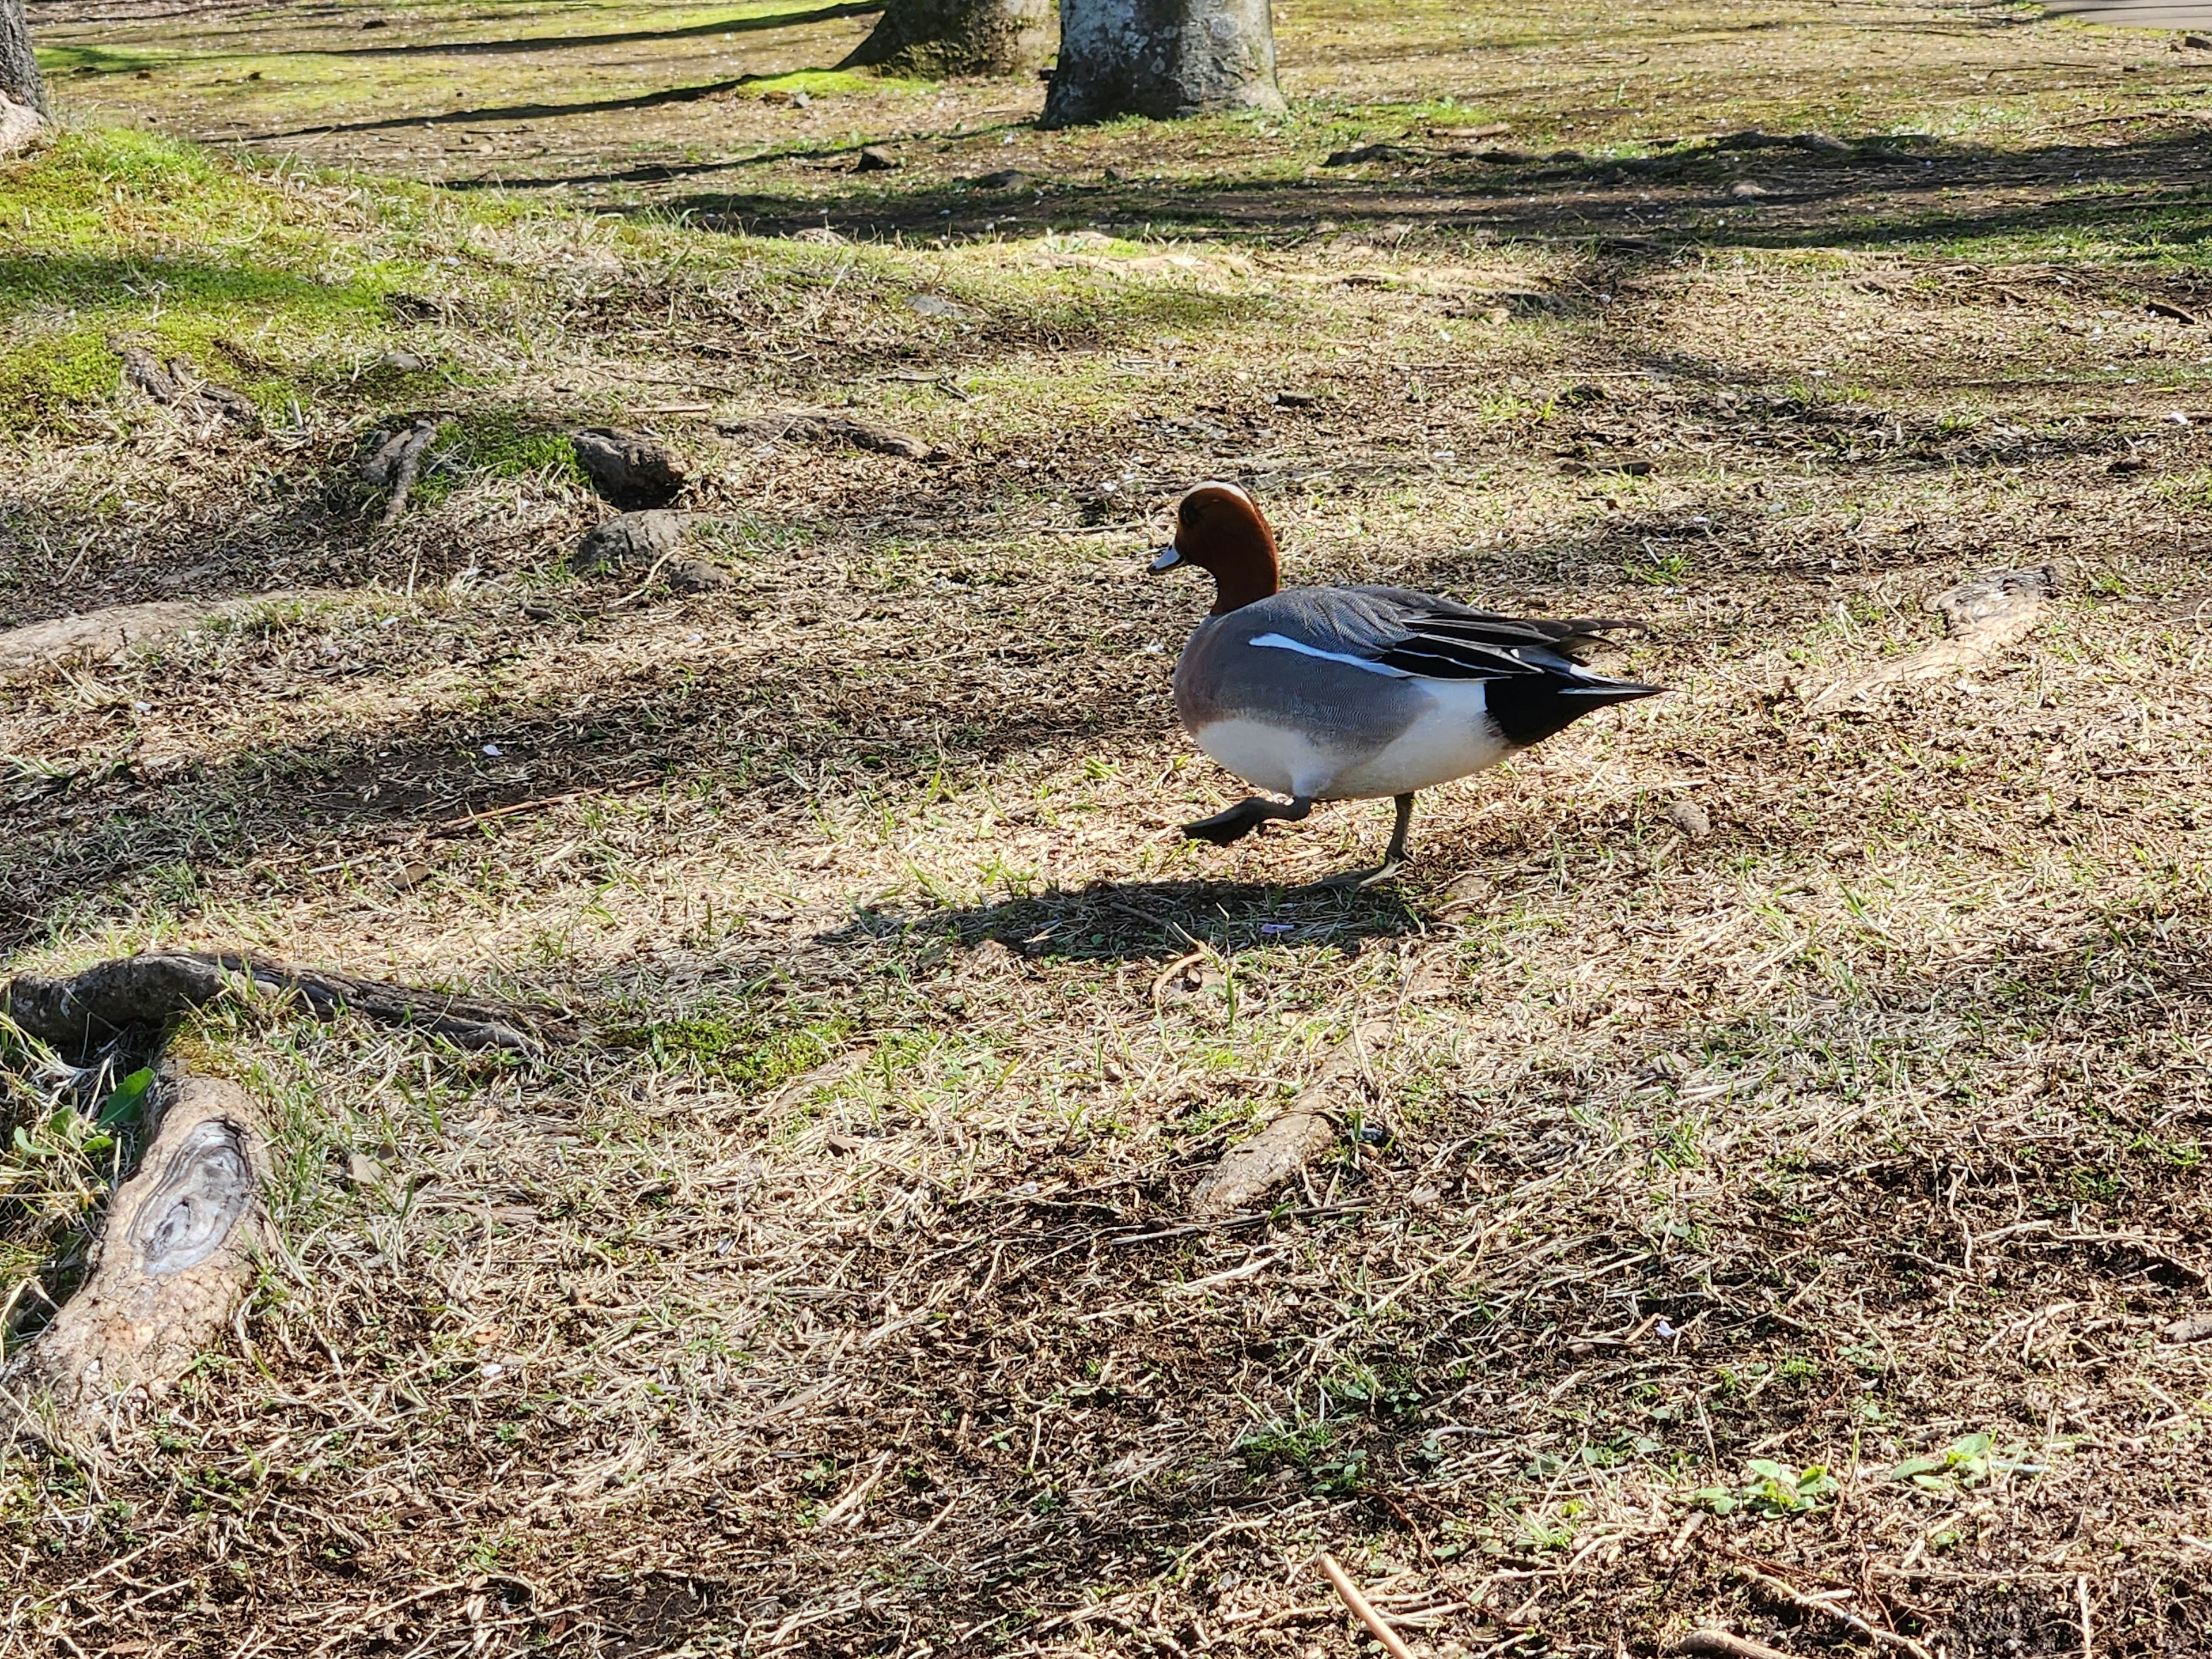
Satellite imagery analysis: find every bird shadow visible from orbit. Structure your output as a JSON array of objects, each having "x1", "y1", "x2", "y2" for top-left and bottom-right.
[{"x1": 822, "y1": 874, "x2": 1429, "y2": 965}]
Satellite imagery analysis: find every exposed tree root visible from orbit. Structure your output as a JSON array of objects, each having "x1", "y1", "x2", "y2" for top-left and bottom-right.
[
  {"x1": 0, "y1": 951, "x2": 567, "y2": 1056},
  {"x1": 0, "y1": 955, "x2": 567, "y2": 1446},
  {"x1": 1, "y1": 1071, "x2": 269, "y2": 1446},
  {"x1": 0, "y1": 90, "x2": 46, "y2": 160},
  {"x1": 1186, "y1": 1018, "x2": 1387, "y2": 1218}
]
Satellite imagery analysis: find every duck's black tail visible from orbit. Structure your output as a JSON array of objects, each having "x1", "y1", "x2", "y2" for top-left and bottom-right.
[{"x1": 1487, "y1": 675, "x2": 1665, "y2": 747}]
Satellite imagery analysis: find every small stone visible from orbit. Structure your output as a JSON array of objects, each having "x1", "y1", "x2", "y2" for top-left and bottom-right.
[
  {"x1": 854, "y1": 145, "x2": 900, "y2": 172},
  {"x1": 666, "y1": 556, "x2": 731, "y2": 593},
  {"x1": 574, "y1": 509, "x2": 682, "y2": 573},
  {"x1": 1665, "y1": 798, "x2": 1712, "y2": 840},
  {"x1": 1793, "y1": 131, "x2": 1853, "y2": 154},
  {"x1": 1440, "y1": 871, "x2": 1497, "y2": 908},
  {"x1": 1729, "y1": 180, "x2": 1770, "y2": 199},
  {"x1": 971, "y1": 168, "x2": 1033, "y2": 190},
  {"x1": 380, "y1": 351, "x2": 427, "y2": 372},
  {"x1": 2164, "y1": 1312, "x2": 2212, "y2": 1343},
  {"x1": 571, "y1": 426, "x2": 687, "y2": 508},
  {"x1": 907, "y1": 293, "x2": 966, "y2": 319}
]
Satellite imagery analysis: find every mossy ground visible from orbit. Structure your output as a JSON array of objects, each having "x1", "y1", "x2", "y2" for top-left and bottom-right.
[{"x1": 4, "y1": 1, "x2": 2212, "y2": 1656}]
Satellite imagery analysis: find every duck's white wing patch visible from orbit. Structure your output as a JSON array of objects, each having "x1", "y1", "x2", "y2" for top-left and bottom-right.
[{"x1": 1247, "y1": 632, "x2": 1412, "y2": 677}]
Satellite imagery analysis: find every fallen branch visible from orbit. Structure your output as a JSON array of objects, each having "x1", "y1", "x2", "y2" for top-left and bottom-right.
[
  {"x1": 0, "y1": 951, "x2": 565, "y2": 1055},
  {"x1": 1, "y1": 1071, "x2": 267, "y2": 1444},
  {"x1": 1810, "y1": 566, "x2": 2061, "y2": 710}
]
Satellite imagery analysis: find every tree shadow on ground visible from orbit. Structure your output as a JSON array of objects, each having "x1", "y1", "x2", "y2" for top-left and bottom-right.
[
  {"x1": 634, "y1": 126, "x2": 2212, "y2": 266},
  {"x1": 282, "y1": 2, "x2": 878, "y2": 59}
]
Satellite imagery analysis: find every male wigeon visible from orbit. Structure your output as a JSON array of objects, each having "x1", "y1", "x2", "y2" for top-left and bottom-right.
[{"x1": 1149, "y1": 483, "x2": 1662, "y2": 883}]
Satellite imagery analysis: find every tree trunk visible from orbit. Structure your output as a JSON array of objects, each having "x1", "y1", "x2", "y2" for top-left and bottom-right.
[
  {"x1": 840, "y1": 0, "x2": 1051, "y2": 77},
  {"x1": 0, "y1": 0, "x2": 46, "y2": 118},
  {"x1": 1041, "y1": 0, "x2": 1284, "y2": 127}
]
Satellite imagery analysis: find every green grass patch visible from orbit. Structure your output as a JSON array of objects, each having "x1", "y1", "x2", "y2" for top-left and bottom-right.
[{"x1": 607, "y1": 1011, "x2": 854, "y2": 1092}]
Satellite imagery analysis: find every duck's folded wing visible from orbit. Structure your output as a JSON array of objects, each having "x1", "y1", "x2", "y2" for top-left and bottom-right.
[{"x1": 1254, "y1": 589, "x2": 1647, "y2": 683}]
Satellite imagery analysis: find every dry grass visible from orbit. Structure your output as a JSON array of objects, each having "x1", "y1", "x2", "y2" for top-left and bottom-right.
[{"x1": 6, "y1": 0, "x2": 2212, "y2": 1655}]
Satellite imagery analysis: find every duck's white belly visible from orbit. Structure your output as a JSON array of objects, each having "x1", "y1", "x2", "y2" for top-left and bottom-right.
[{"x1": 1193, "y1": 681, "x2": 1509, "y2": 801}]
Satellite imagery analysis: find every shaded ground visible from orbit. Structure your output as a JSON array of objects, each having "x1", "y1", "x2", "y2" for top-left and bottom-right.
[{"x1": 5, "y1": 1, "x2": 2212, "y2": 1657}]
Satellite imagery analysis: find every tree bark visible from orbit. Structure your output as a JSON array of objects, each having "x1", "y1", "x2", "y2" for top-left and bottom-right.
[
  {"x1": 0, "y1": 0, "x2": 46, "y2": 118},
  {"x1": 1041, "y1": 0, "x2": 1284, "y2": 127},
  {"x1": 1, "y1": 1073, "x2": 268, "y2": 1445},
  {"x1": 840, "y1": 0, "x2": 1051, "y2": 76}
]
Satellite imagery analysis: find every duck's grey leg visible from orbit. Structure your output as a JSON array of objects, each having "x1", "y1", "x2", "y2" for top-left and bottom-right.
[
  {"x1": 1181, "y1": 795, "x2": 1314, "y2": 846},
  {"x1": 1325, "y1": 793, "x2": 1416, "y2": 891},
  {"x1": 1384, "y1": 791, "x2": 1415, "y2": 867}
]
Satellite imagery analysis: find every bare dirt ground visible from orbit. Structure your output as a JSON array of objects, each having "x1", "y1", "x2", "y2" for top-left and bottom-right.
[{"x1": 5, "y1": 1, "x2": 2212, "y2": 1656}]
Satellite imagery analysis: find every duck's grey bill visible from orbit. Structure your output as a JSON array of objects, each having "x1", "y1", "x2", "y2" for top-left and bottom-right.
[{"x1": 1149, "y1": 544, "x2": 1183, "y2": 572}]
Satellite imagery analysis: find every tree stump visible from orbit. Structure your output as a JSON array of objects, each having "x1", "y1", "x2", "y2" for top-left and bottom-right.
[
  {"x1": 573, "y1": 508, "x2": 684, "y2": 574},
  {"x1": 1, "y1": 1074, "x2": 268, "y2": 1443},
  {"x1": 0, "y1": 955, "x2": 562, "y2": 1449}
]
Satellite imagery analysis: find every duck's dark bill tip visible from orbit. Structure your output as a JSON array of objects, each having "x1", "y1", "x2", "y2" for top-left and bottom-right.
[{"x1": 1148, "y1": 545, "x2": 1183, "y2": 573}]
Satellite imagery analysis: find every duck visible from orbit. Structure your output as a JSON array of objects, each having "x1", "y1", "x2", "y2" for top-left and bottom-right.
[{"x1": 1148, "y1": 482, "x2": 1662, "y2": 884}]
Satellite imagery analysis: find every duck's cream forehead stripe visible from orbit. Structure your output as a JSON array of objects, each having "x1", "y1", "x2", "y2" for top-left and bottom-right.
[{"x1": 1195, "y1": 480, "x2": 1253, "y2": 505}]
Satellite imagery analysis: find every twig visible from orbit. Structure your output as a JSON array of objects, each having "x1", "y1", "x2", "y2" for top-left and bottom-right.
[
  {"x1": 1149, "y1": 948, "x2": 1208, "y2": 1008},
  {"x1": 817, "y1": 1451, "x2": 891, "y2": 1527},
  {"x1": 1317, "y1": 1555, "x2": 1418, "y2": 1659},
  {"x1": 2077, "y1": 1575, "x2": 2093, "y2": 1659}
]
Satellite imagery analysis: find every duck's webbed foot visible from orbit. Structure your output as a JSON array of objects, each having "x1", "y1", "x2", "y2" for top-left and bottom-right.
[{"x1": 1181, "y1": 795, "x2": 1313, "y2": 847}]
